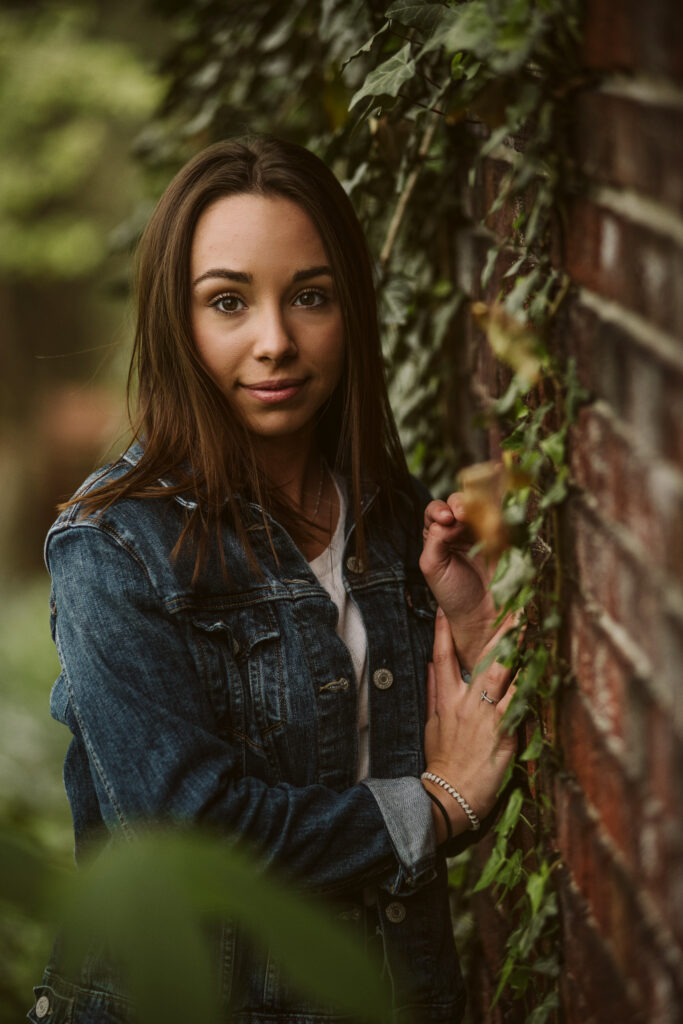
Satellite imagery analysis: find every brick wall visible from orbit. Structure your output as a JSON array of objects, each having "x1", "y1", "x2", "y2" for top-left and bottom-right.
[{"x1": 450, "y1": 3, "x2": 683, "y2": 1021}]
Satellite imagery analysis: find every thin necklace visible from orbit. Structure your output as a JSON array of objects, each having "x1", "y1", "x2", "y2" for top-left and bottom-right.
[{"x1": 313, "y1": 459, "x2": 326, "y2": 519}]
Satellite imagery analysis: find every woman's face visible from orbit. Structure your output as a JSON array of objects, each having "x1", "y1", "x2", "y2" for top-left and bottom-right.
[{"x1": 190, "y1": 193, "x2": 345, "y2": 446}]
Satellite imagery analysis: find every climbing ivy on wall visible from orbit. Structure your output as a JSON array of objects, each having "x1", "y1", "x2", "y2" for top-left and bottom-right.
[
  {"x1": 346, "y1": 4, "x2": 586, "y2": 1020},
  {"x1": 142, "y1": 2, "x2": 585, "y2": 1020}
]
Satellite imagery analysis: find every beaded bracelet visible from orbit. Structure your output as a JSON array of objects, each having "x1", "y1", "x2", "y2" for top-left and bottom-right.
[
  {"x1": 423, "y1": 788, "x2": 453, "y2": 842},
  {"x1": 421, "y1": 771, "x2": 481, "y2": 831}
]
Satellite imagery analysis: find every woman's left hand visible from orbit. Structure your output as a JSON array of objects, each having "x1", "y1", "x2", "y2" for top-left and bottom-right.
[{"x1": 419, "y1": 493, "x2": 500, "y2": 673}]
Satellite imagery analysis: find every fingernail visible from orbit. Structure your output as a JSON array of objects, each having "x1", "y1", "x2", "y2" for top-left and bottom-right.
[{"x1": 436, "y1": 606, "x2": 445, "y2": 618}]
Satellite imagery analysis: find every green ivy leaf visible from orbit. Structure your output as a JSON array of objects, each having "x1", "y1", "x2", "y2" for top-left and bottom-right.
[
  {"x1": 420, "y1": 2, "x2": 496, "y2": 59},
  {"x1": 495, "y1": 786, "x2": 524, "y2": 837},
  {"x1": 491, "y1": 953, "x2": 516, "y2": 1006},
  {"x1": 447, "y1": 849, "x2": 471, "y2": 889},
  {"x1": 538, "y1": 465, "x2": 569, "y2": 509},
  {"x1": 490, "y1": 548, "x2": 535, "y2": 607},
  {"x1": 539, "y1": 428, "x2": 566, "y2": 468},
  {"x1": 520, "y1": 726, "x2": 543, "y2": 762},
  {"x1": 565, "y1": 356, "x2": 590, "y2": 421},
  {"x1": 472, "y1": 845, "x2": 505, "y2": 892},
  {"x1": 525, "y1": 989, "x2": 560, "y2": 1024},
  {"x1": 385, "y1": 1, "x2": 449, "y2": 37},
  {"x1": 526, "y1": 867, "x2": 548, "y2": 916},
  {"x1": 349, "y1": 43, "x2": 415, "y2": 108},
  {"x1": 496, "y1": 848, "x2": 524, "y2": 891},
  {"x1": 341, "y1": 22, "x2": 390, "y2": 69},
  {"x1": 532, "y1": 954, "x2": 561, "y2": 978}
]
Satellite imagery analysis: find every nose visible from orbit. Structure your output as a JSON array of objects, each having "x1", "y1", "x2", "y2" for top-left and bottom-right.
[{"x1": 252, "y1": 304, "x2": 297, "y2": 364}]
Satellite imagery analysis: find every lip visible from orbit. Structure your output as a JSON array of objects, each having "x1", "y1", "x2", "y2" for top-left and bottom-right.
[{"x1": 240, "y1": 378, "x2": 308, "y2": 404}]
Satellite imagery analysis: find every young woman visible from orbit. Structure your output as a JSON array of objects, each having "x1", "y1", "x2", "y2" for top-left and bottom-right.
[{"x1": 30, "y1": 136, "x2": 518, "y2": 1024}]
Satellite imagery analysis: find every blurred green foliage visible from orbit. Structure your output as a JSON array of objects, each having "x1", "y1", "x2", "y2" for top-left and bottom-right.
[
  {"x1": 0, "y1": 3, "x2": 163, "y2": 278},
  {"x1": 0, "y1": 577, "x2": 70, "y2": 1021},
  {"x1": 0, "y1": 827, "x2": 390, "y2": 1024},
  {"x1": 0, "y1": 1, "x2": 164, "y2": 573}
]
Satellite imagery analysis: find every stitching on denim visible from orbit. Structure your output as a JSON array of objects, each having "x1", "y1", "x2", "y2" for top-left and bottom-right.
[
  {"x1": 56, "y1": 646, "x2": 134, "y2": 838},
  {"x1": 42, "y1": 969, "x2": 133, "y2": 1009},
  {"x1": 319, "y1": 678, "x2": 349, "y2": 693},
  {"x1": 172, "y1": 592, "x2": 284, "y2": 614},
  {"x1": 49, "y1": 526, "x2": 170, "y2": 837}
]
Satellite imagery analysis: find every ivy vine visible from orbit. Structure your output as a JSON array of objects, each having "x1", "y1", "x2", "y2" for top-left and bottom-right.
[
  {"x1": 345, "y1": 2, "x2": 586, "y2": 1021},
  {"x1": 140, "y1": 2, "x2": 587, "y2": 1020}
]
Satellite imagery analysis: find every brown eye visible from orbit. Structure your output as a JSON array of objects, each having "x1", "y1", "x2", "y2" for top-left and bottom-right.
[
  {"x1": 294, "y1": 289, "x2": 326, "y2": 308},
  {"x1": 211, "y1": 293, "x2": 245, "y2": 314}
]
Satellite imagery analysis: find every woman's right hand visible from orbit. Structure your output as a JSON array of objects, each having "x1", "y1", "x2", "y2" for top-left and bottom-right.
[{"x1": 422, "y1": 608, "x2": 518, "y2": 841}]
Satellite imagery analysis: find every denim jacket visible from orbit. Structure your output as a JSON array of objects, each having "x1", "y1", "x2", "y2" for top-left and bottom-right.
[{"x1": 30, "y1": 443, "x2": 473, "y2": 1024}]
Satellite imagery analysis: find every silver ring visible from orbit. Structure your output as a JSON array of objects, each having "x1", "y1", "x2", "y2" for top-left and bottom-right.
[{"x1": 480, "y1": 690, "x2": 499, "y2": 705}]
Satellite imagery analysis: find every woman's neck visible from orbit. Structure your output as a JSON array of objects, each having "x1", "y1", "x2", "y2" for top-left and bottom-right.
[
  {"x1": 254, "y1": 431, "x2": 319, "y2": 510},
  {"x1": 254, "y1": 432, "x2": 339, "y2": 560}
]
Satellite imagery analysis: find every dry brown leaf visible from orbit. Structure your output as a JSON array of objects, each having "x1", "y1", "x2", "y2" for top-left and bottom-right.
[
  {"x1": 470, "y1": 301, "x2": 542, "y2": 383},
  {"x1": 458, "y1": 461, "x2": 508, "y2": 558}
]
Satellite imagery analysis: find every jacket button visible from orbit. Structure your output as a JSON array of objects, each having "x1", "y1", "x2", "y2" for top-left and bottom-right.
[
  {"x1": 35, "y1": 995, "x2": 50, "y2": 1019},
  {"x1": 385, "y1": 901, "x2": 406, "y2": 923},
  {"x1": 346, "y1": 555, "x2": 365, "y2": 574},
  {"x1": 372, "y1": 668, "x2": 394, "y2": 690}
]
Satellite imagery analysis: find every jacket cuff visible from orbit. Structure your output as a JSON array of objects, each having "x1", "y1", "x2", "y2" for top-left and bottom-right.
[{"x1": 362, "y1": 777, "x2": 437, "y2": 894}]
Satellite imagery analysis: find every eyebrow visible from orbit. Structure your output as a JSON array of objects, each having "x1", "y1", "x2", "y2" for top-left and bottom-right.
[{"x1": 192, "y1": 265, "x2": 332, "y2": 288}]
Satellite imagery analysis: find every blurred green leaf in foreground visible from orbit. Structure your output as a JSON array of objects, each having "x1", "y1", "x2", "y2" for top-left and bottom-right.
[{"x1": 0, "y1": 826, "x2": 390, "y2": 1024}]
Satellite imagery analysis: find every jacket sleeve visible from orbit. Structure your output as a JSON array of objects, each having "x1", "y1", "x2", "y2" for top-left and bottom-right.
[{"x1": 47, "y1": 522, "x2": 438, "y2": 896}]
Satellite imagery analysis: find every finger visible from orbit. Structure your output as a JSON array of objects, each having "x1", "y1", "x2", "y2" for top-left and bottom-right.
[
  {"x1": 496, "y1": 681, "x2": 522, "y2": 741},
  {"x1": 445, "y1": 492, "x2": 467, "y2": 521},
  {"x1": 480, "y1": 609, "x2": 521, "y2": 657},
  {"x1": 496, "y1": 680, "x2": 517, "y2": 714},
  {"x1": 423, "y1": 499, "x2": 455, "y2": 530},
  {"x1": 426, "y1": 662, "x2": 436, "y2": 719},
  {"x1": 431, "y1": 609, "x2": 465, "y2": 699},
  {"x1": 419, "y1": 520, "x2": 473, "y2": 561}
]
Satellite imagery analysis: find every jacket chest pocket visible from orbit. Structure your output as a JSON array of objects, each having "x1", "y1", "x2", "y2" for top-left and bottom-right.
[{"x1": 191, "y1": 603, "x2": 286, "y2": 751}]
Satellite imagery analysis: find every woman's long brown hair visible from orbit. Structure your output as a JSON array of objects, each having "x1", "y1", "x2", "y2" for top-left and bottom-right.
[{"x1": 69, "y1": 136, "x2": 413, "y2": 579}]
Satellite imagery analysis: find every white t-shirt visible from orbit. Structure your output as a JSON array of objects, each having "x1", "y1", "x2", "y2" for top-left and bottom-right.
[{"x1": 308, "y1": 475, "x2": 369, "y2": 782}]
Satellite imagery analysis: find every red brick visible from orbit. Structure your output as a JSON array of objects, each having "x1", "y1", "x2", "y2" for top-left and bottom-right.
[
  {"x1": 559, "y1": 688, "x2": 639, "y2": 864},
  {"x1": 567, "y1": 594, "x2": 628, "y2": 743},
  {"x1": 574, "y1": 90, "x2": 683, "y2": 211},
  {"x1": 648, "y1": 465, "x2": 683, "y2": 582},
  {"x1": 569, "y1": 495, "x2": 621, "y2": 619},
  {"x1": 479, "y1": 157, "x2": 534, "y2": 243},
  {"x1": 564, "y1": 197, "x2": 682, "y2": 336},
  {"x1": 563, "y1": 295, "x2": 678, "y2": 464},
  {"x1": 582, "y1": 0, "x2": 683, "y2": 80},
  {"x1": 453, "y1": 223, "x2": 490, "y2": 298},
  {"x1": 562, "y1": 298, "x2": 623, "y2": 409},
  {"x1": 569, "y1": 406, "x2": 625, "y2": 526},
  {"x1": 555, "y1": 778, "x2": 683, "y2": 1018},
  {"x1": 554, "y1": 783, "x2": 644, "y2": 1016},
  {"x1": 622, "y1": 344, "x2": 663, "y2": 456},
  {"x1": 661, "y1": 369, "x2": 683, "y2": 467},
  {"x1": 558, "y1": 872, "x2": 645, "y2": 1024},
  {"x1": 641, "y1": 699, "x2": 683, "y2": 946},
  {"x1": 657, "y1": 613, "x2": 683, "y2": 732},
  {"x1": 570, "y1": 406, "x2": 679, "y2": 583}
]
